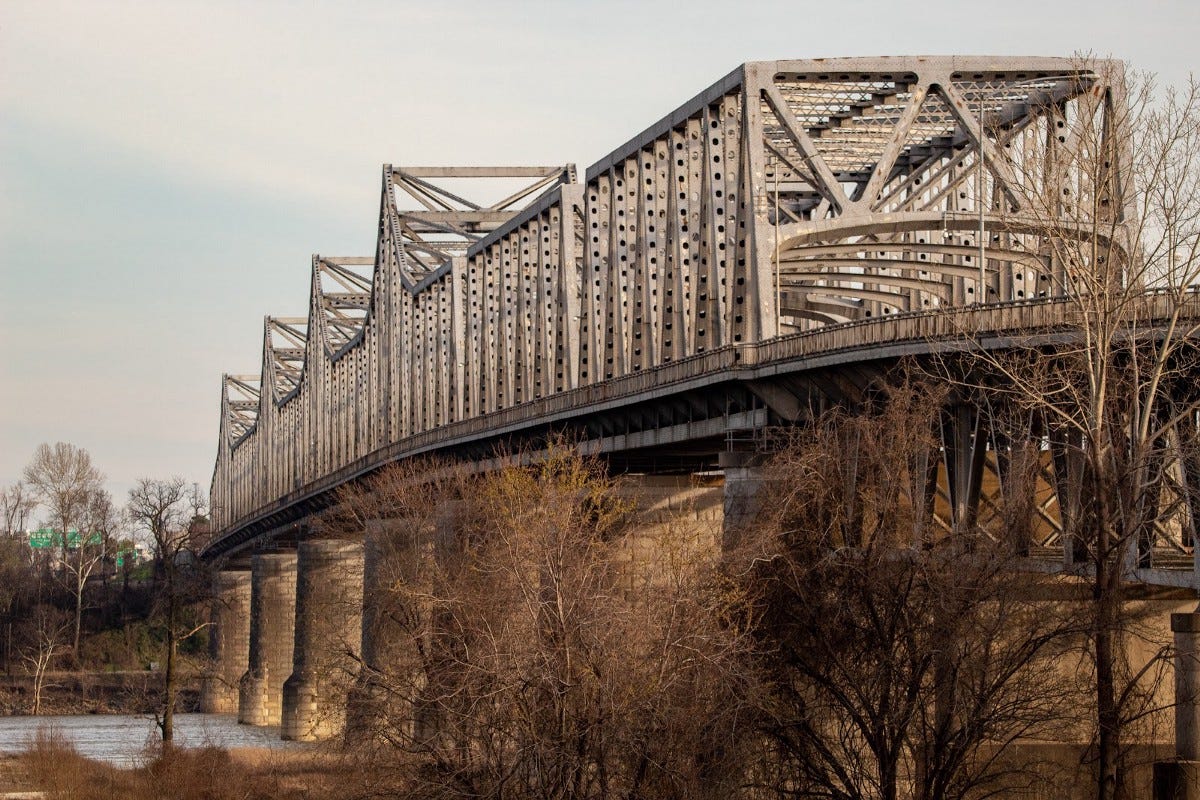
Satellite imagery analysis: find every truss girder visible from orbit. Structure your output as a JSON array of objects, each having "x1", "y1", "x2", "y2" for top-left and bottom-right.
[
  {"x1": 211, "y1": 56, "x2": 1138, "y2": 547},
  {"x1": 758, "y1": 58, "x2": 1121, "y2": 328}
]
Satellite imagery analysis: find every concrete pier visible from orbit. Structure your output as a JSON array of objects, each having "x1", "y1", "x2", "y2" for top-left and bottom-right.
[
  {"x1": 1154, "y1": 611, "x2": 1200, "y2": 799},
  {"x1": 238, "y1": 550, "x2": 297, "y2": 726},
  {"x1": 347, "y1": 526, "x2": 388, "y2": 741},
  {"x1": 199, "y1": 568, "x2": 251, "y2": 713},
  {"x1": 719, "y1": 450, "x2": 767, "y2": 548},
  {"x1": 612, "y1": 474, "x2": 723, "y2": 591},
  {"x1": 281, "y1": 539, "x2": 365, "y2": 741},
  {"x1": 1175, "y1": 612, "x2": 1200, "y2": 762}
]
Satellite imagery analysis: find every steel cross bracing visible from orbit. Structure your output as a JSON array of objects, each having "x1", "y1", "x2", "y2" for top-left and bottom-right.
[{"x1": 207, "y1": 56, "x2": 1200, "y2": 584}]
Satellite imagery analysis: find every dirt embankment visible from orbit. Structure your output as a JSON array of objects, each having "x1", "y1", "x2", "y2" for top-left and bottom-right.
[{"x1": 0, "y1": 672, "x2": 200, "y2": 716}]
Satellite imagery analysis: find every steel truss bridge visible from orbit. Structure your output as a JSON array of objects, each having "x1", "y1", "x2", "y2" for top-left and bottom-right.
[{"x1": 206, "y1": 56, "x2": 1200, "y2": 588}]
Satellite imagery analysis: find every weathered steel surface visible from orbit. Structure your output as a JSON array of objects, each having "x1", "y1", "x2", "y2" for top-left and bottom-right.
[{"x1": 211, "y1": 57, "x2": 1194, "y2": 573}]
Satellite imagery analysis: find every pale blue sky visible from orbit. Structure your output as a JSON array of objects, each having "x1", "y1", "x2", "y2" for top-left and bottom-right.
[{"x1": 2, "y1": 0, "x2": 1198, "y2": 516}]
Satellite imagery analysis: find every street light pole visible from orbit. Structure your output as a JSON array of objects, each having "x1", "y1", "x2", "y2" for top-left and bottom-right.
[
  {"x1": 774, "y1": 156, "x2": 781, "y2": 325},
  {"x1": 978, "y1": 88, "x2": 987, "y2": 303}
]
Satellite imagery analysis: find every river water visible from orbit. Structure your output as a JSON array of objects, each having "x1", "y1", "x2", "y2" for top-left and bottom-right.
[{"x1": 0, "y1": 713, "x2": 310, "y2": 765}]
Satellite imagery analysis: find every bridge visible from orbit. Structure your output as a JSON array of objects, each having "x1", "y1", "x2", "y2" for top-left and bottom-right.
[{"x1": 199, "y1": 57, "x2": 1200, "y2": 745}]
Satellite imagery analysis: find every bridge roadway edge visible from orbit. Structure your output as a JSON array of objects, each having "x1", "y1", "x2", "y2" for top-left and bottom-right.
[{"x1": 204, "y1": 293, "x2": 1200, "y2": 574}]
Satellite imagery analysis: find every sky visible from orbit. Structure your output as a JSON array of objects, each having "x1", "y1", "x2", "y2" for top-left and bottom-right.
[{"x1": 2, "y1": 0, "x2": 1198, "y2": 521}]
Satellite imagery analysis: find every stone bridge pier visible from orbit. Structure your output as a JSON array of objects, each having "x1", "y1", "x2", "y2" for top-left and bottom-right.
[
  {"x1": 1156, "y1": 609, "x2": 1200, "y2": 799},
  {"x1": 720, "y1": 450, "x2": 768, "y2": 548},
  {"x1": 348, "y1": 518, "x2": 426, "y2": 743},
  {"x1": 281, "y1": 539, "x2": 365, "y2": 741},
  {"x1": 238, "y1": 549, "x2": 297, "y2": 726},
  {"x1": 201, "y1": 473, "x2": 741, "y2": 742},
  {"x1": 199, "y1": 568, "x2": 251, "y2": 713}
]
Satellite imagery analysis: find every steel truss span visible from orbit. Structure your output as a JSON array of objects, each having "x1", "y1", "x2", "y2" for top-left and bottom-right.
[{"x1": 209, "y1": 56, "x2": 1198, "y2": 579}]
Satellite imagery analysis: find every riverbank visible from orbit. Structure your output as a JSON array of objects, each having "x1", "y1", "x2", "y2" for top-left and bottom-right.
[{"x1": 0, "y1": 672, "x2": 199, "y2": 716}]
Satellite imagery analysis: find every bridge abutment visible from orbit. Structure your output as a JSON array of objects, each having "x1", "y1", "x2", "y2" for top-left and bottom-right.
[
  {"x1": 238, "y1": 550, "x2": 297, "y2": 726},
  {"x1": 199, "y1": 568, "x2": 251, "y2": 714},
  {"x1": 281, "y1": 539, "x2": 365, "y2": 741}
]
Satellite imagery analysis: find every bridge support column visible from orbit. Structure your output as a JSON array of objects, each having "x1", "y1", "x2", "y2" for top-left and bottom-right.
[
  {"x1": 1155, "y1": 611, "x2": 1200, "y2": 799},
  {"x1": 610, "y1": 474, "x2": 724, "y2": 590},
  {"x1": 199, "y1": 568, "x2": 251, "y2": 713},
  {"x1": 238, "y1": 550, "x2": 297, "y2": 726},
  {"x1": 347, "y1": 525, "x2": 389, "y2": 742},
  {"x1": 941, "y1": 404, "x2": 987, "y2": 533},
  {"x1": 281, "y1": 539, "x2": 365, "y2": 741},
  {"x1": 720, "y1": 450, "x2": 768, "y2": 548},
  {"x1": 348, "y1": 519, "x2": 423, "y2": 743}
]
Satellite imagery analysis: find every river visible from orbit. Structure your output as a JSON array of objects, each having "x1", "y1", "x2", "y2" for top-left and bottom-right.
[{"x1": 0, "y1": 713, "x2": 310, "y2": 765}]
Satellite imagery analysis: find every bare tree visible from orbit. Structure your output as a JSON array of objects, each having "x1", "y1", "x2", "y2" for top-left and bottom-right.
[
  {"x1": 0, "y1": 485, "x2": 39, "y2": 674},
  {"x1": 22, "y1": 443, "x2": 105, "y2": 657},
  {"x1": 734, "y1": 383, "x2": 1079, "y2": 800},
  {"x1": 18, "y1": 604, "x2": 71, "y2": 715},
  {"x1": 0, "y1": 482, "x2": 37, "y2": 537},
  {"x1": 55, "y1": 488, "x2": 116, "y2": 662},
  {"x1": 22, "y1": 443, "x2": 104, "y2": 537},
  {"x1": 88, "y1": 485, "x2": 120, "y2": 572},
  {"x1": 333, "y1": 448, "x2": 757, "y2": 799},
  {"x1": 0, "y1": 535, "x2": 33, "y2": 674},
  {"x1": 127, "y1": 477, "x2": 209, "y2": 746}
]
